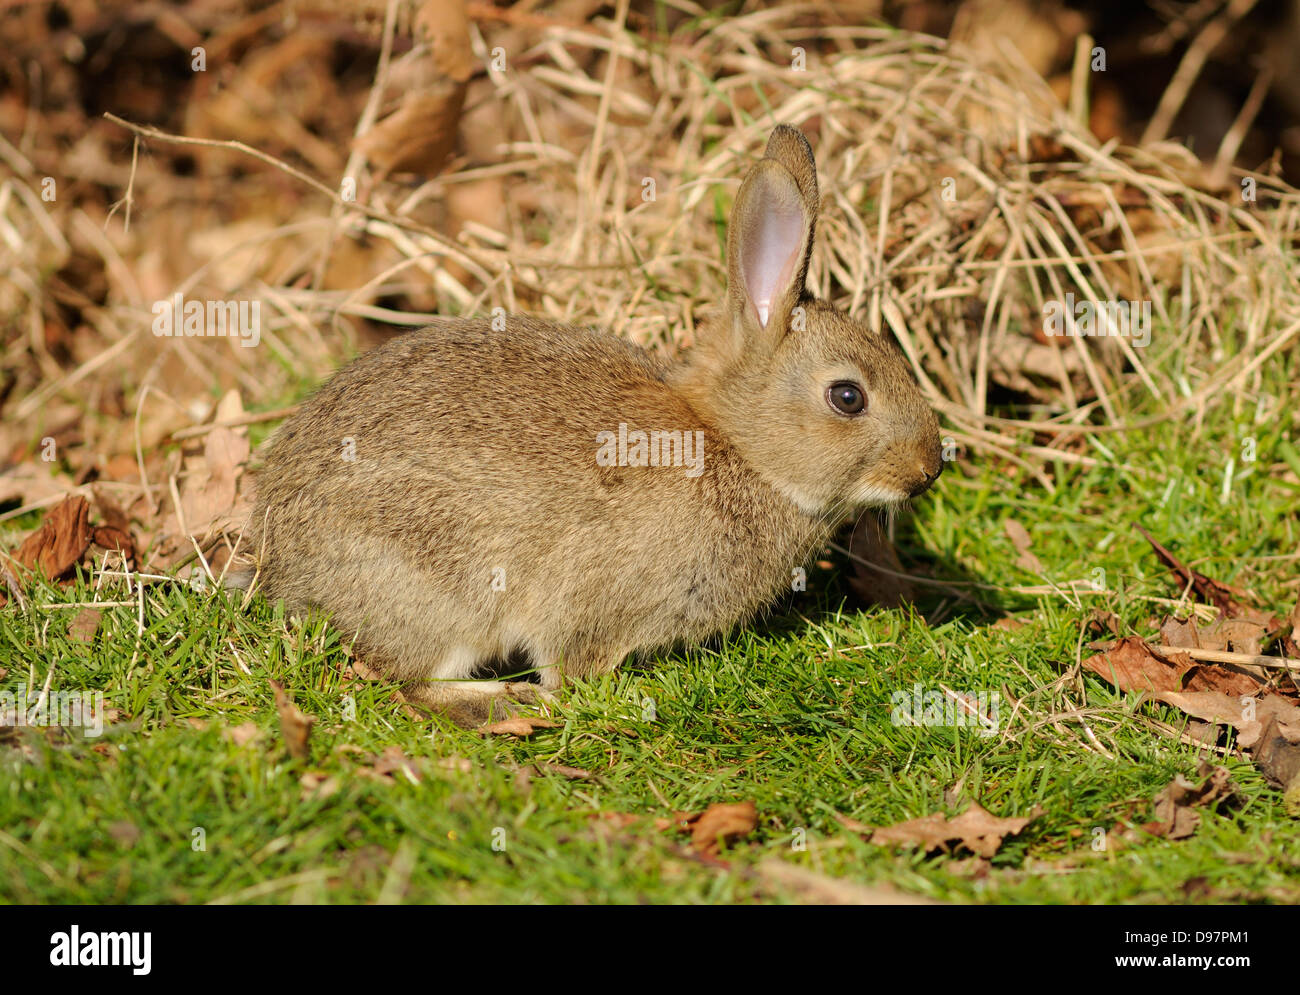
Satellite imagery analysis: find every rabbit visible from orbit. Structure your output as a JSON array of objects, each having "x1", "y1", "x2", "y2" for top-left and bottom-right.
[{"x1": 240, "y1": 124, "x2": 943, "y2": 727}]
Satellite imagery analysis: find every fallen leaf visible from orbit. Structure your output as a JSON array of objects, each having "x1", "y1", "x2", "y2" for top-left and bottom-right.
[
  {"x1": 300, "y1": 772, "x2": 342, "y2": 800},
  {"x1": 1145, "y1": 763, "x2": 1237, "y2": 840},
  {"x1": 222, "y1": 721, "x2": 262, "y2": 747},
  {"x1": 479, "y1": 716, "x2": 559, "y2": 737},
  {"x1": 1153, "y1": 690, "x2": 1300, "y2": 751},
  {"x1": 371, "y1": 745, "x2": 422, "y2": 784},
  {"x1": 10, "y1": 495, "x2": 91, "y2": 578},
  {"x1": 679, "y1": 801, "x2": 758, "y2": 858},
  {"x1": 1005, "y1": 519, "x2": 1045, "y2": 574},
  {"x1": 1081, "y1": 636, "x2": 1259, "y2": 697},
  {"x1": 106, "y1": 821, "x2": 141, "y2": 848},
  {"x1": 833, "y1": 811, "x2": 873, "y2": 834},
  {"x1": 270, "y1": 680, "x2": 315, "y2": 760},
  {"x1": 90, "y1": 525, "x2": 136, "y2": 568},
  {"x1": 168, "y1": 391, "x2": 250, "y2": 545},
  {"x1": 992, "y1": 617, "x2": 1025, "y2": 631},
  {"x1": 67, "y1": 607, "x2": 101, "y2": 643},
  {"x1": 1134, "y1": 524, "x2": 1250, "y2": 616},
  {"x1": 1252, "y1": 713, "x2": 1300, "y2": 795},
  {"x1": 752, "y1": 860, "x2": 942, "y2": 905},
  {"x1": 1088, "y1": 609, "x2": 1121, "y2": 638},
  {"x1": 524, "y1": 762, "x2": 591, "y2": 780},
  {"x1": 867, "y1": 802, "x2": 1039, "y2": 858}
]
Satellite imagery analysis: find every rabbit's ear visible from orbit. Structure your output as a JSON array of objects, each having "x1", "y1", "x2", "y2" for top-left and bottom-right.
[{"x1": 726, "y1": 125, "x2": 818, "y2": 348}]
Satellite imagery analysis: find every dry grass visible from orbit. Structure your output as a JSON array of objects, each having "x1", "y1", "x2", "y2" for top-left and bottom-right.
[{"x1": 2, "y1": 4, "x2": 1298, "y2": 504}]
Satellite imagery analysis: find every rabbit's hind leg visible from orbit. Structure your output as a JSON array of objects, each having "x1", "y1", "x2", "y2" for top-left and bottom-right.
[{"x1": 402, "y1": 645, "x2": 552, "y2": 727}]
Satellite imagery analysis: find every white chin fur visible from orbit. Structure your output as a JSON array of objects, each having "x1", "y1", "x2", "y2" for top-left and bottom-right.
[
  {"x1": 850, "y1": 481, "x2": 909, "y2": 508},
  {"x1": 775, "y1": 480, "x2": 906, "y2": 517}
]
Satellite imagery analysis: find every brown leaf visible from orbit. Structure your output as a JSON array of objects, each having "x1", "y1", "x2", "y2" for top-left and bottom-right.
[
  {"x1": 356, "y1": 84, "x2": 467, "y2": 176},
  {"x1": 1088, "y1": 609, "x2": 1121, "y2": 637},
  {"x1": 68, "y1": 607, "x2": 101, "y2": 643},
  {"x1": 1004, "y1": 519, "x2": 1045, "y2": 574},
  {"x1": 752, "y1": 860, "x2": 942, "y2": 905},
  {"x1": 222, "y1": 721, "x2": 262, "y2": 747},
  {"x1": 1254, "y1": 713, "x2": 1300, "y2": 794},
  {"x1": 172, "y1": 391, "x2": 250, "y2": 542},
  {"x1": 833, "y1": 811, "x2": 873, "y2": 834},
  {"x1": 1156, "y1": 690, "x2": 1300, "y2": 751},
  {"x1": 90, "y1": 525, "x2": 136, "y2": 567},
  {"x1": 681, "y1": 801, "x2": 759, "y2": 858},
  {"x1": 1159, "y1": 615, "x2": 1202, "y2": 649},
  {"x1": 868, "y1": 802, "x2": 1039, "y2": 858},
  {"x1": 415, "y1": 0, "x2": 475, "y2": 82},
  {"x1": 1146, "y1": 763, "x2": 1237, "y2": 840},
  {"x1": 300, "y1": 772, "x2": 341, "y2": 800},
  {"x1": 269, "y1": 680, "x2": 315, "y2": 760},
  {"x1": 848, "y1": 512, "x2": 914, "y2": 608},
  {"x1": 1134, "y1": 524, "x2": 1249, "y2": 616},
  {"x1": 371, "y1": 745, "x2": 422, "y2": 784},
  {"x1": 1080, "y1": 636, "x2": 1260, "y2": 697},
  {"x1": 479, "y1": 716, "x2": 559, "y2": 737},
  {"x1": 106, "y1": 821, "x2": 141, "y2": 848},
  {"x1": 528, "y1": 762, "x2": 592, "y2": 780},
  {"x1": 992, "y1": 617, "x2": 1025, "y2": 632},
  {"x1": 11, "y1": 495, "x2": 91, "y2": 578}
]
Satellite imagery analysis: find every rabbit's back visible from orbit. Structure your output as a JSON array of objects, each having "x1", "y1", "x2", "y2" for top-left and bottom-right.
[{"x1": 250, "y1": 318, "x2": 820, "y2": 681}]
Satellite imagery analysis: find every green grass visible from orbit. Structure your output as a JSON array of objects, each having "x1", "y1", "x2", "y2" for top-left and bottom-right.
[{"x1": 2, "y1": 347, "x2": 1298, "y2": 904}]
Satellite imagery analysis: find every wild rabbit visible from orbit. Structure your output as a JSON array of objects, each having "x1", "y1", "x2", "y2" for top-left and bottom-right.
[{"x1": 242, "y1": 124, "x2": 942, "y2": 726}]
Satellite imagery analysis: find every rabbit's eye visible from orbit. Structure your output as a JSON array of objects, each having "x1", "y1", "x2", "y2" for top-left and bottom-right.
[{"x1": 827, "y1": 381, "x2": 866, "y2": 416}]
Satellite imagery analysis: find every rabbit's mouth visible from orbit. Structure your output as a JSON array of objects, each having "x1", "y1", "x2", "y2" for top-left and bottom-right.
[{"x1": 849, "y1": 480, "x2": 916, "y2": 509}]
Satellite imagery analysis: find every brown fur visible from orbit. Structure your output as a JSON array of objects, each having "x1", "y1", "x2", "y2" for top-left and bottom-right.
[{"x1": 242, "y1": 125, "x2": 942, "y2": 725}]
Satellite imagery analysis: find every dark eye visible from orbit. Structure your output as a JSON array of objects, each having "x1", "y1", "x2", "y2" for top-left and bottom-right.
[{"x1": 826, "y1": 381, "x2": 866, "y2": 415}]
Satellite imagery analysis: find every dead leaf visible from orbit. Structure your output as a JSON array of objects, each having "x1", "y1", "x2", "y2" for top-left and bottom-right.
[
  {"x1": 1004, "y1": 519, "x2": 1045, "y2": 574},
  {"x1": 1153, "y1": 690, "x2": 1300, "y2": 751},
  {"x1": 1145, "y1": 763, "x2": 1237, "y2": 840},
  {"x1": 1081, "y1": 636, "x2": 1260, "y2": 698},
  {"x1": 752, "y1": 860, "x2": 942, "y2": 905},
  {"x1": 1254, "y1": 713, "x2": 1300, "y2": 795},
  {"x1": 179, "y1": 398, "x2": 250, "y2": 539},
  {"x1": 992, "y1": 617, "x2": 1025, "y2": 631},
  {"x1": 222, "y1": 721, "x2": 262, "y2": 747},
  {"x1": 1088, "y1": 609, "x2": 1121, "y2": 638},
  {"x1": 867, "y1": 802, "x2": 1039, "y2": 858},
  {"x1": 1134, "y1": 524, "x2": 1250, "y2": 616},
  {"x1": 0, "y1": 463, "x2": 76, "y2": 510},
  {"x1": 479, "y1": 716, "x2": 559, "y2": 737},
  {"x1": 11, "y1": 495, "x2": 91, "y2": 578},
  {"x1": 90, "y1": 525, "x2": 136, "y2": 568},
  {"x1": 371, "y1": 745, "x2": 422, "y2": 783},
  {"x1": 270, "y1": 680, "x2": 315, "y2": 760},
  {"x1": 679, "y1": 801, "x2": 758, "y2": 858},
  {"x1": 67, "y1": 607, "x2": 101, "y2": 643},
  {"x1": 524, "y1": 762, "x2": 592, "y2": 780},
  {"x1": 300, "y1": 772, "x2": 342, "y2": 800},
  {"x1": 106, "y1": 821, "x2": 140, "y2": 848}
]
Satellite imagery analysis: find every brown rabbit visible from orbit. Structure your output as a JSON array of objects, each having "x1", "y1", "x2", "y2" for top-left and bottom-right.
[{"x1": 241, "y1": 125, "x2": 942, "y2": 726}]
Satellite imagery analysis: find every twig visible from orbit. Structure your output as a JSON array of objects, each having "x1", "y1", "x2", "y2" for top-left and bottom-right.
[{"x1": 1152, "y1": 644, "x2": 1300, "y2": 673}]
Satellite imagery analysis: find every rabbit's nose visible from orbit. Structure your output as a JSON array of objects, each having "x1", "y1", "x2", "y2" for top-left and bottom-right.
[{"x1": 908, "y1": 454, "x2": 943, "y2": 497}]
